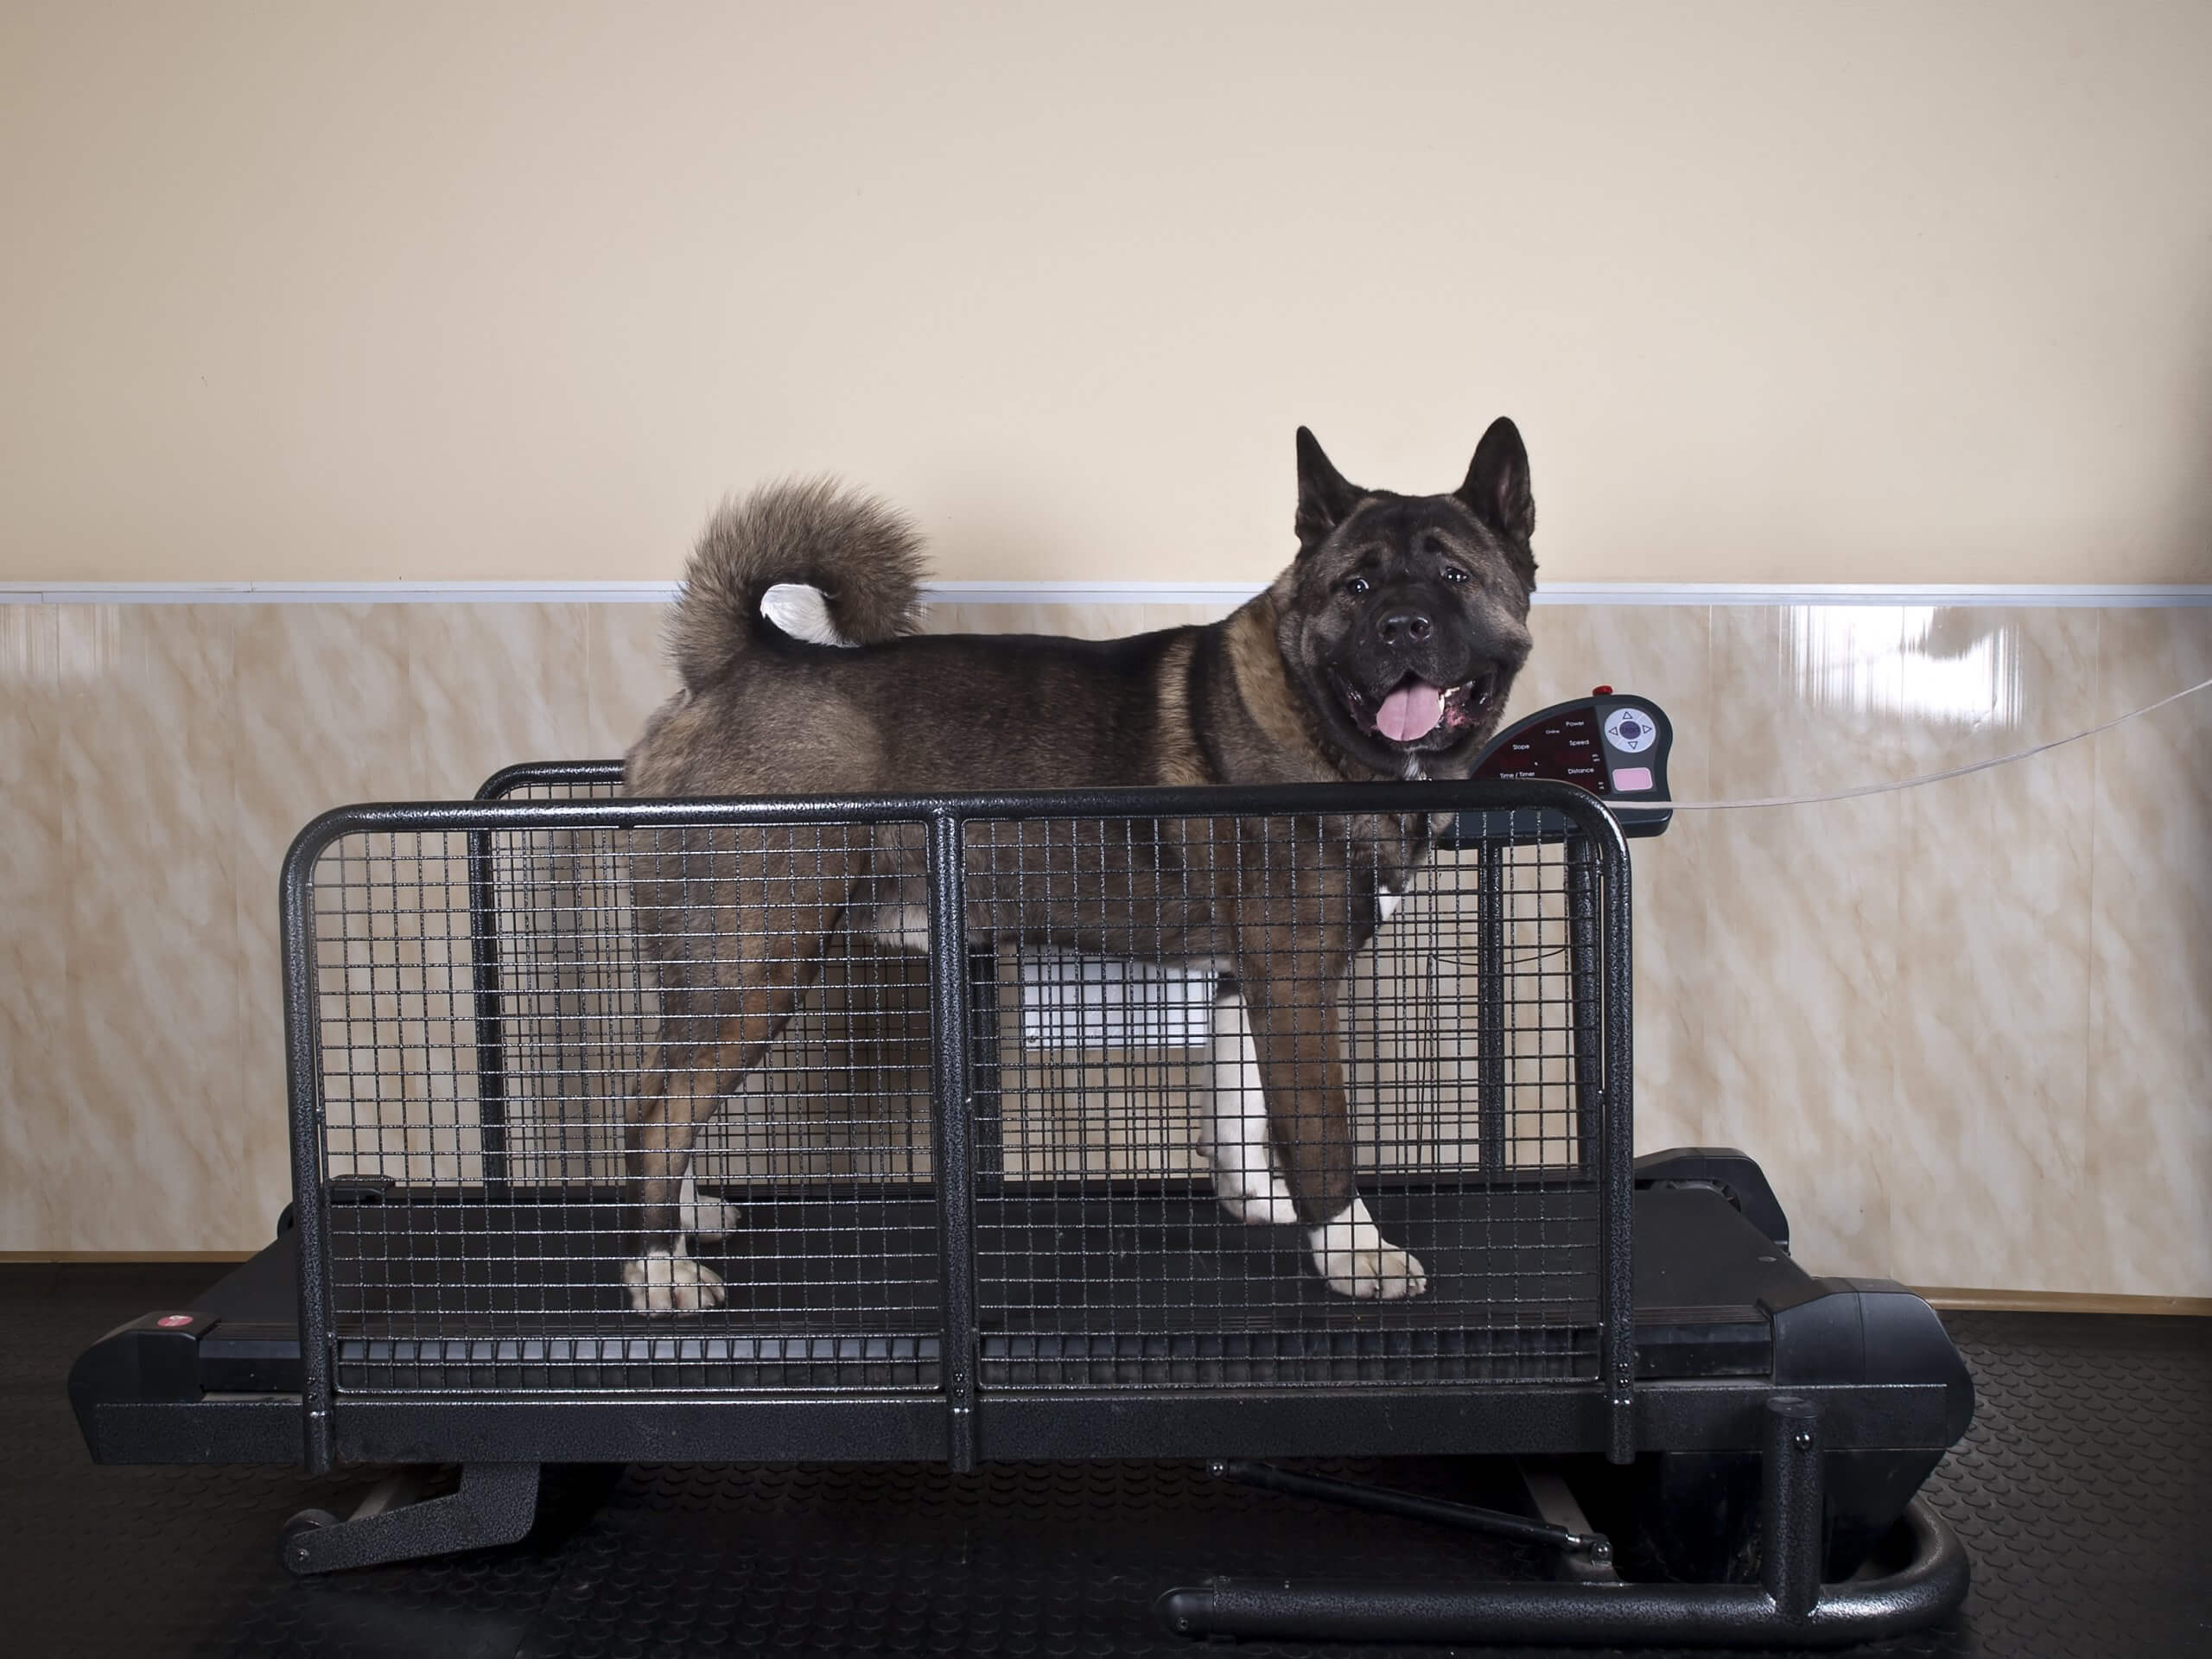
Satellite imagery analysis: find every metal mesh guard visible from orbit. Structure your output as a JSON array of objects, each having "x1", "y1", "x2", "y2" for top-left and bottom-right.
[{"x1": 289, "y1": 771, "x2": 1627, "y2": 1397}]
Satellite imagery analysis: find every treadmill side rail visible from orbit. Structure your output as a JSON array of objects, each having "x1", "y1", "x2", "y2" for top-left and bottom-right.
[
  {"x1": 73, "y1": 1398, "x2": 302, "y2": 1467},
  {"x1": 69, "y1": 1312, "x2": 210, "y2": 1417}
]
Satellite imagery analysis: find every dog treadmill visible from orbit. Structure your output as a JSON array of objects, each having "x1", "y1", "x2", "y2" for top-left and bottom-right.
[{"x1": 73, "y1": 702, "x2": 1976, "y2": 1648}]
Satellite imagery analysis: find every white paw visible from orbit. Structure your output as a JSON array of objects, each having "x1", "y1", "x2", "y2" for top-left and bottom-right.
[
  {"x1": 1318, "y1": 1240, "x2": 1429, "y2": 1300},
  {"x1": 1307, "y1": 1195, "x2": 1429, "y2": 1300},
  {"x1": 678, "y1": 1169, "x2": 741, "y2": 1242},
  {"x1": 623, "y1": 1245, "x2": 727, "y2": 1315}
]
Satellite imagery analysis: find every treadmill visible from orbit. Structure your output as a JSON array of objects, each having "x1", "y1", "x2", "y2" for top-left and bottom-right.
[{"x1": 72, "y1": 693, "x2": 1976, "y2": 1648}]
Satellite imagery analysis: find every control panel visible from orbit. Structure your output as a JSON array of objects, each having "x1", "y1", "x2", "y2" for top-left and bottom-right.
[{"x1": 1465, "y1": 687, "x2": 1674, "y2": 838}]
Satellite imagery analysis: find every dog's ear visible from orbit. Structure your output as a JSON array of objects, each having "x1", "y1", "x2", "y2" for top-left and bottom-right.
[
  {"x1": 1295, "y1": 427, "x2": 1364, "y2": 551},
  {"x1": 1457, "y1": 417, "x2": 1535, "y2": 545}
]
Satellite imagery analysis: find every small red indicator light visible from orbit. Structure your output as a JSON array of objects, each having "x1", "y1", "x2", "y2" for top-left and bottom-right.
[{"x1": 1592, "y1": 685, "x2": 1612, "y2": 696}]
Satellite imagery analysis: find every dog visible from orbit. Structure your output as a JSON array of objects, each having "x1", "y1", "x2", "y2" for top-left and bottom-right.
[{"x1": 620, "y1": 423, "x2": 1537, "y2": 1313}]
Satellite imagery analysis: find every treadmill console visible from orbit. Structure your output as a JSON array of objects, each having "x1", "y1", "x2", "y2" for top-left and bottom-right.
[{"x1": 1465, "y1": 688, "x2": 1675, "y2": 838}]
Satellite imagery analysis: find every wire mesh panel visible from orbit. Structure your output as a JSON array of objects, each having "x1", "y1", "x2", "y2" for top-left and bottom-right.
[
  {"x1": 470, "y1": 769, "x2": 935, "y2": 1214},
  {"x1": 297, "y1": 798, "x2": 944, "y2": 1395},
  {"x1": 963, "y1": 806, "x2": 1615, "y2": 1389},
  {"x1": 283, "y1": 777, "x2": 1628, "y2": 1426}
]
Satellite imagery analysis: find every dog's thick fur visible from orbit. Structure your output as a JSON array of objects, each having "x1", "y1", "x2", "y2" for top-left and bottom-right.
[{"x1": 621, "y1": 424, "x2": 1538, "y2": 1313}]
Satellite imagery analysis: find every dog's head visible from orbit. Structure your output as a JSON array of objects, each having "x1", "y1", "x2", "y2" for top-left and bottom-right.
[{"x1": 1276, "y1": 420, "x2": 1537, "y2": 777}]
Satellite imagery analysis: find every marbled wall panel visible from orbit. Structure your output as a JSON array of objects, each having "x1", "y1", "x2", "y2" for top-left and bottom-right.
[
  {"x1": 410, "y1": 604, "x2": 595, "y2": 797},
  {"x1": 1519, "y1": 607, "x2": 1715, "y2": 1157},
  {"x1": 584, "y1": 604, "x2": 674, "y2": 763},
  {"x1": 1700, "y1": 606, "x2": 1904, "y2": 1276},
  {"x1": 2088, "y1": 609, "x2": 2212, "y2": 1296},
  {"x1": 2, "y1": 595, "x2": 2206, "y2": 1289},
  {"x1": 229, "y1": 605, "x2": 418, "y2": 1237},
  {"x1": 51, "y1": 607, "x2": 241, "y2": 1252},
  {"x1": 1889, "y1": 610, "x2": 2098, "y2": 1291},
  {"x1": 0, "y1": 607, "x2": 63, "y2": 1246}
]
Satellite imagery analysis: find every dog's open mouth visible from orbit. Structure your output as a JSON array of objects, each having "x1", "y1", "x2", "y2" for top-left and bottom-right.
[{"x1": 1339, "y1": 671, "x2": 1499, "y2": 745}]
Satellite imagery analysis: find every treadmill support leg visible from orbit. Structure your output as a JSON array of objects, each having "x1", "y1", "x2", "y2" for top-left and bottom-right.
[
  {"x1": 282, "y1": 1462, "x2": 540, "y2": 1575},
  {"x1": 1763, "y1": 1393, "x2": 1823, "y2": 1618}
]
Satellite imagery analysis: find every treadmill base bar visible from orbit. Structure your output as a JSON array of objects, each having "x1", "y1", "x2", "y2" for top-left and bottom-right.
[{"x1": 1156, "y1": 1497, "x2": 1967, "y2": 1649}]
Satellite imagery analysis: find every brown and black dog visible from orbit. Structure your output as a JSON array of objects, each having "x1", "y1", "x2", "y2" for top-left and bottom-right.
[{"x1": 620, "y1": 424, "x2": 1537, "y2": 1313}]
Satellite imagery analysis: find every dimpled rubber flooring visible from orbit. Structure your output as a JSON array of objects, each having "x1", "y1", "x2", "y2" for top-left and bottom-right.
[{"x1": 10, "y1": 1265, "x2": 2209, "y2": 1658}]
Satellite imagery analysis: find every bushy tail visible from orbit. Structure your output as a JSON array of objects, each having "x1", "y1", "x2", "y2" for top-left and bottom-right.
[{"x1": 664, "y1": 479, "x2": 928, "y2": 690}]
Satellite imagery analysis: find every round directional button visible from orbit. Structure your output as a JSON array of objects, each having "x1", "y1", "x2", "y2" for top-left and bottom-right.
[{"x1": 1604, "y1": 707, "x2": 1657, "y2": 753}]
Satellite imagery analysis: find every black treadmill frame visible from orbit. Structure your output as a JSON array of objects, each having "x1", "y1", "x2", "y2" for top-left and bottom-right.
[{"x1": 68, "y1": 759, "x2": 1975, "y2": 1644}]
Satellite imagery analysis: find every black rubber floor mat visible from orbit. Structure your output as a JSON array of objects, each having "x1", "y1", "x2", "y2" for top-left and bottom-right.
[{"x1": 10, "y1": 1266, "x2": 2209, "y2": 1657}]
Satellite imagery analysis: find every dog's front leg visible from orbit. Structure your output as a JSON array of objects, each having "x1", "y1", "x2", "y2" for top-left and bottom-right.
[
  {"x1": 1200, "y1": 984, "x2": 1300, "y2": 1224},
  {"x1": 1241, "y1": 966, "x2": 1427, "y2": 1300}
]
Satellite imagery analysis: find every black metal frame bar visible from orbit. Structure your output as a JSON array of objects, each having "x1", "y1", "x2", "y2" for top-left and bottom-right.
[
  {"x1": 1590, "y1": 833, "x2": 1638, "y2": 1463},
  {"x1": 1211, "y1": 1459, "x2": 1611, "y2": 1557},
  {"x1": 281, "y1": 824, "x2": 337, "y2": 1474},
  {"x1": 925, "y1": 810, "x2": 981, "y2": 1471},
  {"x1": 464, "y1": 830, "x2": 514, "y2": 1203},
  {"x1": 467, "y1": 760, "x2": 626, "y2": 1192},
  {"x1": 281, "y1": 774, "x2": 1636, "y2": 1477},
  {"x1": 74, "y1": 1376, "x2": 1964, "y2": 1470},
  {"x1": 1476, "y1": 842, "x2": 1508, "y2": 1175}
]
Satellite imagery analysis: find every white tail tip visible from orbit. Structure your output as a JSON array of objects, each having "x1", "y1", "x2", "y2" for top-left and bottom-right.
[{"x1": 760, "y1": 582, "x2": 855, "y2": 647}]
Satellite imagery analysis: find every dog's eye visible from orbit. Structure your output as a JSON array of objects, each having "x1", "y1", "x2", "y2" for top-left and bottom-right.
[
  {"x1": 1344, "y1": 576, "x2": 1370, "y2": 597},
  {"x1": 1441, "y1": 564, "x2": 1468, "y2": 583}
]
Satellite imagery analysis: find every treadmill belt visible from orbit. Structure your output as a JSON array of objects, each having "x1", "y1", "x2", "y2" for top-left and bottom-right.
[{"x1": 323, "y1": 1189, "x2": 1603, "y2": 1389}]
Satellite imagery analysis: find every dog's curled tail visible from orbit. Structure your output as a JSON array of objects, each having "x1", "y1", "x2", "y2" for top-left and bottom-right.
[{"x1": 665, "y1": 480, "x2": 928, "y2": 690}]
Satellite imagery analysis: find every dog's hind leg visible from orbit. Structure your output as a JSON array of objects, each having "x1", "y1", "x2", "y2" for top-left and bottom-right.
[
  {"x1": 622, "y1": 920, "x2": 842, "y2": 1313},
  {"x1": 1198, "y1": 986, "x2": 1299, "y2": 1224},
  {"x1": 678, "y1": 1165, "x2": 741, "y2": 1243},
  {"x1": 622, "y1": 990, "x2": 803, "y2": 1315}
]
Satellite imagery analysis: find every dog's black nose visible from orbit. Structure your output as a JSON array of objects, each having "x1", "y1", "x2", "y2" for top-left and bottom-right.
[{"x1": 1377, "y1": 608, "x2": 1433, "y2": 647}]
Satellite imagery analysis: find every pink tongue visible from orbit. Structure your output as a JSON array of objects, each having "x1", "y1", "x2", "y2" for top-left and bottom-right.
[{"x1": 1376, "y1": 680, "x2": 1445, "y2": 742}]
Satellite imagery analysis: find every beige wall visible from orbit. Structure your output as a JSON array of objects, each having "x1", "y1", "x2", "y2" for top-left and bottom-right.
[{"x1": 3, "y1": 1, "x2": 2209, "y2": 588}]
